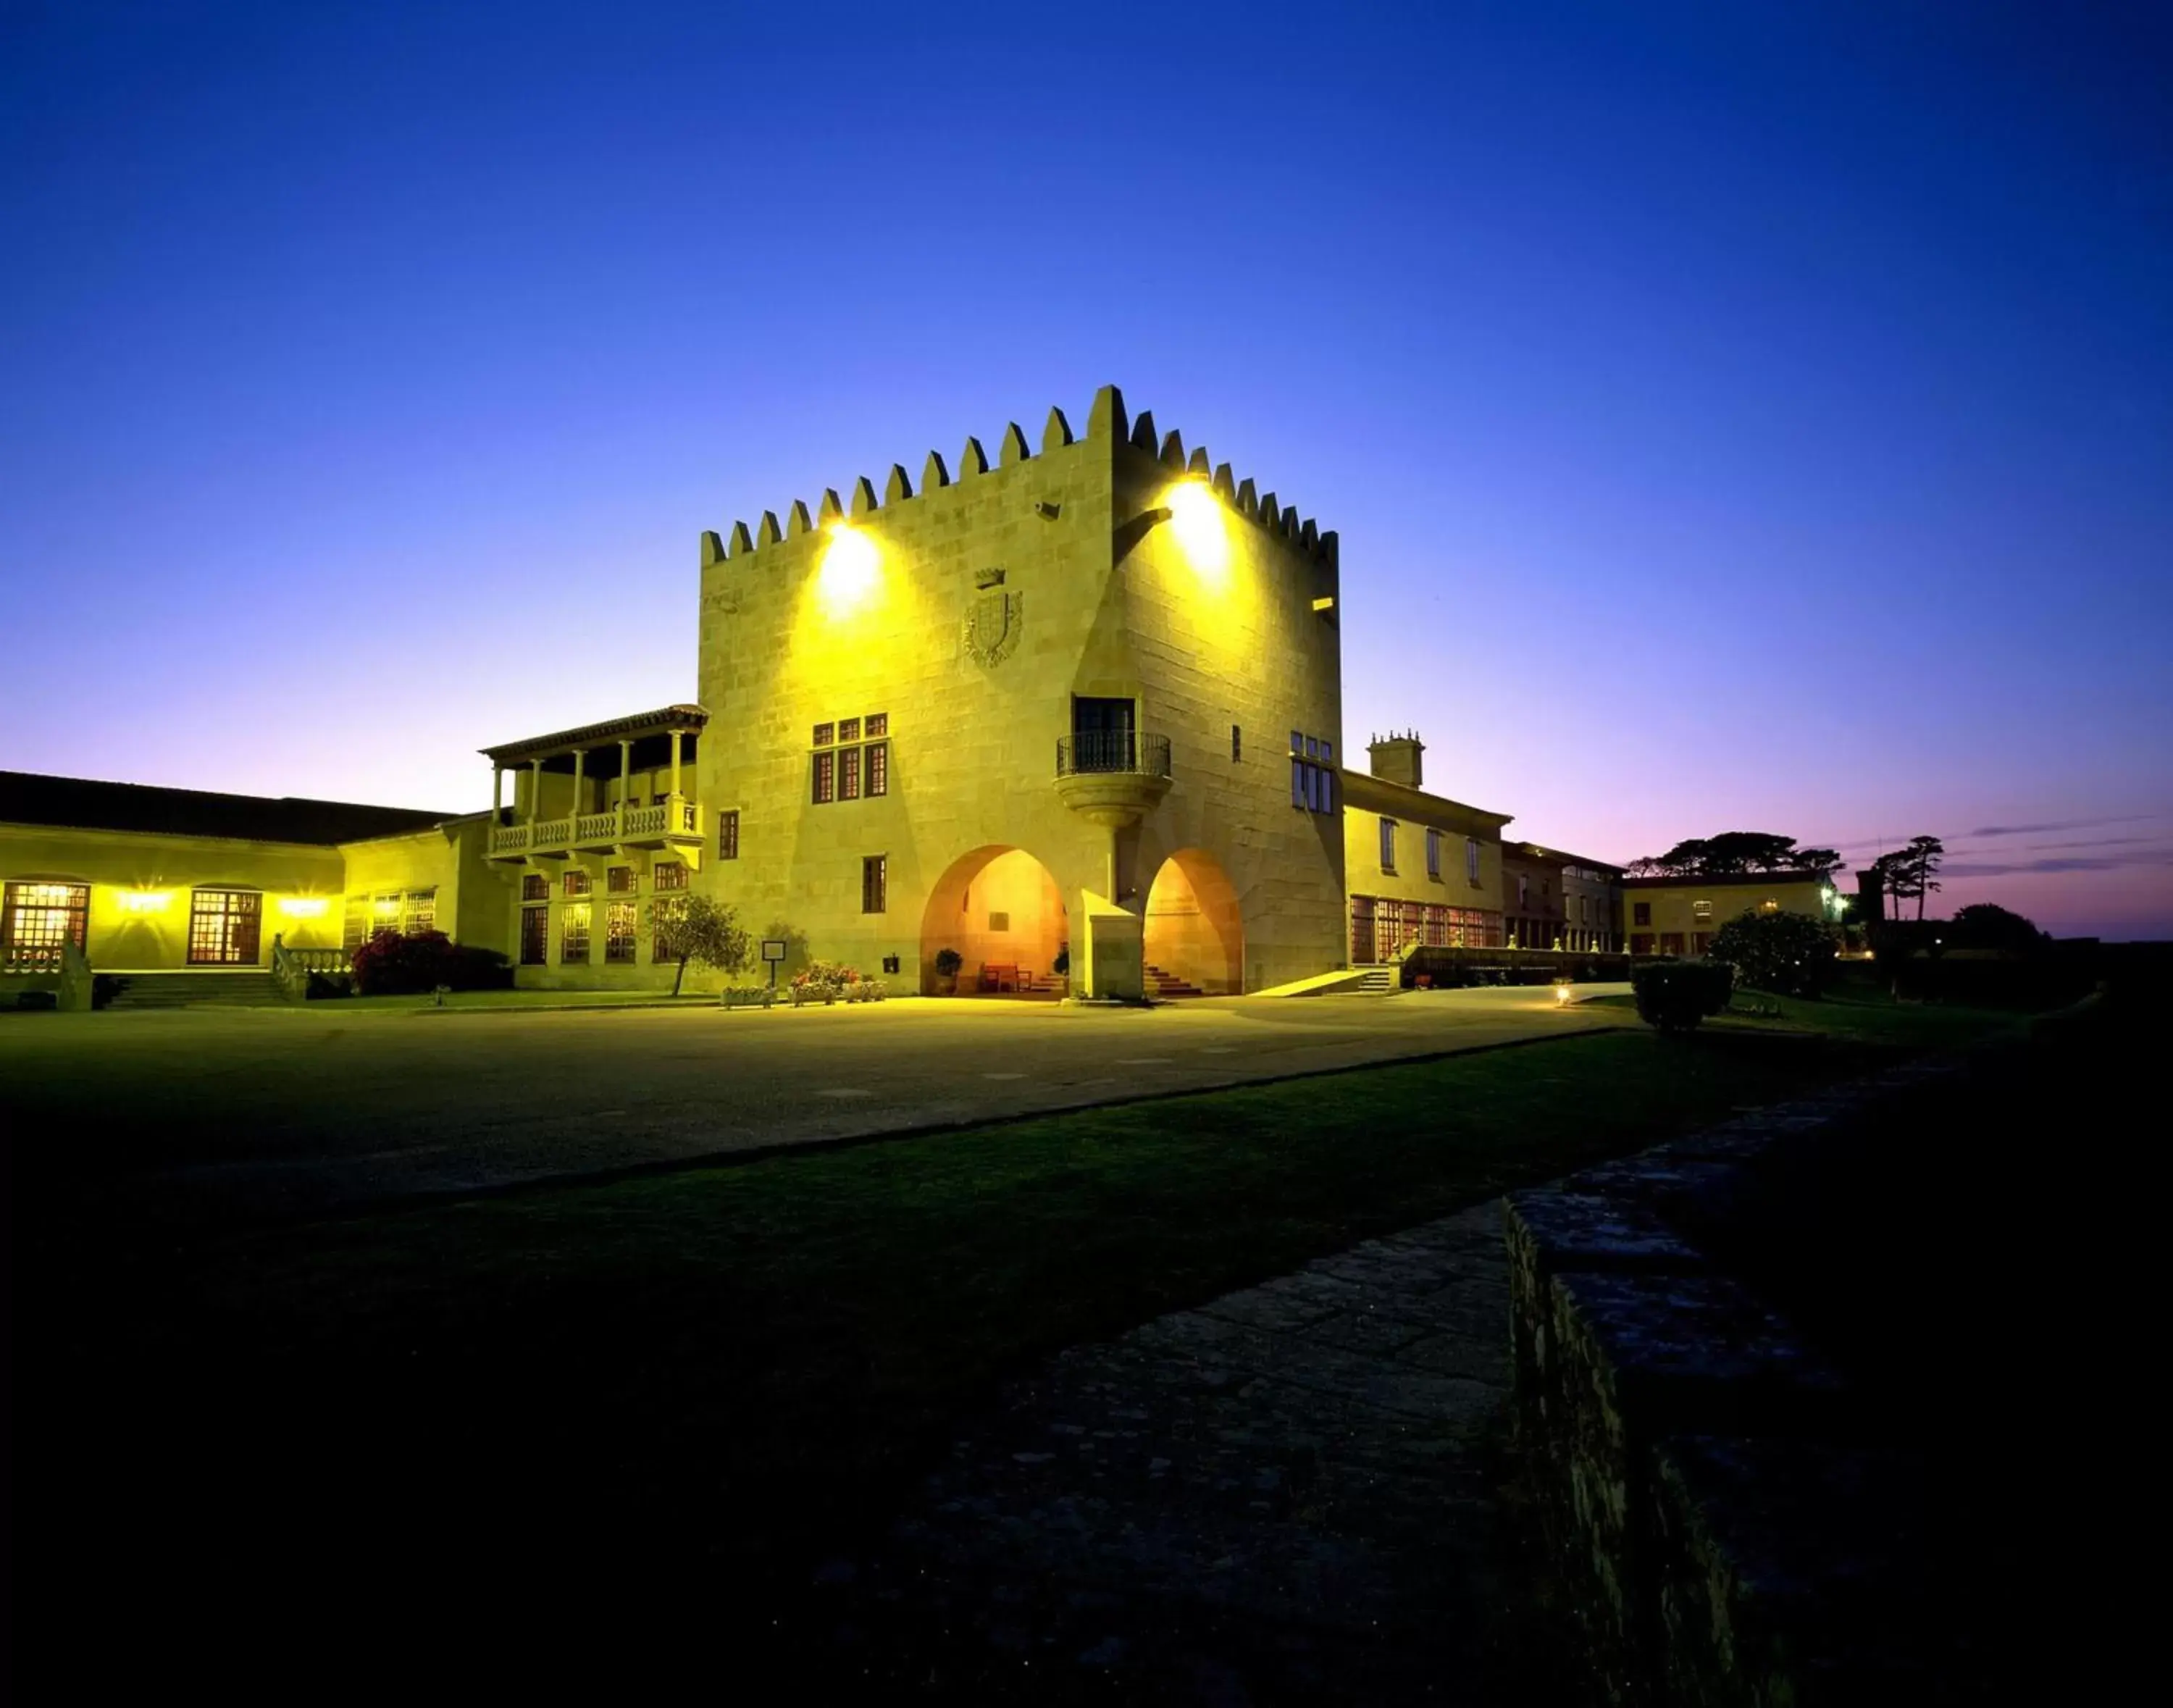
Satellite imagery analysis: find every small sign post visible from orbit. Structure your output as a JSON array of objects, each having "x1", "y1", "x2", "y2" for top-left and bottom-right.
[{"x1": 761, "y1": 938, "x2": 787, "y2": 989}]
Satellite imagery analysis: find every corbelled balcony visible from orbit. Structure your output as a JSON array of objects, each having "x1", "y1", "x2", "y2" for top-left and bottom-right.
[
  {"x1": 480, "y1": 703, "x2": 708, "y2": 864},
  {"x1": 1055, "y1": 729, "x2": 1173, "y2": 828}
]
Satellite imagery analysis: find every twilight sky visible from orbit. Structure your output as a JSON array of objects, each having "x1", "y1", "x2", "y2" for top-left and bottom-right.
[{"x1": 4, "y1": 1, "x2": 2169, "y2": 937}]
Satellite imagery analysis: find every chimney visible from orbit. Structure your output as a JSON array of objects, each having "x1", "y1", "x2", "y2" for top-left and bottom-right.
[{"x1": 1368, "y1": 731, "x2": 1424, "y2": 790}]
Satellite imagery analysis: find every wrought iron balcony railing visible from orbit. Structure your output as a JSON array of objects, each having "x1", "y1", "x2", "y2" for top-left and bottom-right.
[{"x1": 1056, "y1": 730, "x2": 1172, "y2": 779}]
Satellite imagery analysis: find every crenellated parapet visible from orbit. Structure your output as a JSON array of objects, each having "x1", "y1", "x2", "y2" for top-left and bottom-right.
[{"x1": 701, "y1": 386, "x2": 1336, "y2": 572}]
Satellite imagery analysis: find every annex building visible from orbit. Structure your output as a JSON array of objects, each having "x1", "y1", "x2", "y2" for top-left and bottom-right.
[{"x1": 4, "y1": 387, "x2": 1636, "y2": 1007}]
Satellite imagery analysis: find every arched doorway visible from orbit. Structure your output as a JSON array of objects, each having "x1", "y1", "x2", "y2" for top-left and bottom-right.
[
  {"x1": 1143, "y1": 848, "x2": 1244, "y2": 995},
  {"x1": 920, "y1": 845, "x2": 1069, "y2": 995}
]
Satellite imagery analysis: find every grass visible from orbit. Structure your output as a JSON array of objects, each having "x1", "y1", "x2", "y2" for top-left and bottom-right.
[
  {"x1": 326, "y1": 985, "x2": 721, "y2": 1011},
  {"x1": 17, "y1": 1004, "x2": 1994, "y2": 1657},
  {"x1": 1591, "y1": 968, "x2": 2034, "y2": 1051}
]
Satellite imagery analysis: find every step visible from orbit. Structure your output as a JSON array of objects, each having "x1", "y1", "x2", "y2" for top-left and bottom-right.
[{"x1": 104, "y1": 973, "x2": 288, "y2": 1008}]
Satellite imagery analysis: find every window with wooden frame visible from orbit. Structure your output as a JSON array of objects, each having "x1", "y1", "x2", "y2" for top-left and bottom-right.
[
  {"x1": 404, "y1": 889, "x2": 437, "y2": 934},
  {"x1": 866, "y1": 742, "x2": 888, "y2": 796},
  {"x1": 1378, "y1": 817, "x2": 1397, "y2": 874},
  {"x1": 607, "y1": 866, "x2": 636, "y2": 895},
  {"x1": 1466, "y1": 838, "x2": 1481, "y2": 885},
  {"x1": 838, "y1": 717, "x2": 861, "y2": 744},
  {"x1": 811, "y1": 750, "x2": 835, "y2": 805},
  {"x1": 561, "y1": 903, "x2": 590, "y2": 962},
  {"x1": 653, "y1": 861, "x2": 687, "y2": 891},
  {"x1": 840, "y1": 745, "x2": 861, "y2": 800},
  {"x1": 2, "y1": 881, "x2": 88, "y2": 967},
  {"x1": 605, "y1": 901, "x2": 638, "y2": 961},
  {"x1": 811, "y1": 713, "x2": 889, "y2": 805},
  {"x1": 812, "y1": 722, "x2": 835, "y2": 748},
  {"x1": 343, "y1": 896, "x2": 370, "y2": 950},
  {"x1": 651, "y1": 896, "x2": 687, "y2": 961},
  {"x1": 188, "y1": 888, "x2": 262, "y2": 966},
  {"x1": 865, "y1": 712, "x2": 888, "y2": 738},
  {"x1": 564, "y1": 869, "x2": 591, "y2": 899},
  {"x1": 718, "y1": 810, "x2": 740, "y2": 859},
  {"x1": 1426, "y1": 829, "x2": 1441, "y2": 879},
  {"x1": 522, "y1": 873, "x2": 550, "y2": 902},
  {"x1": 519, "y1": 903, "x2": 549, "y2": 966},
  {"x1": 862, "y1": 853, "x2": 887, "y2": 914}
]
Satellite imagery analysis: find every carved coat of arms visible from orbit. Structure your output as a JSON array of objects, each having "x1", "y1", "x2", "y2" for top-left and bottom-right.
[{"x1": 964, "y1": 587, "x2": 1022, "y2": 667}]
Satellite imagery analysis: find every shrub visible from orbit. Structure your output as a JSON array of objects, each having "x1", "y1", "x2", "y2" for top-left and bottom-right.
[
  {"x1": 1708, "y1": 908, "x2": 1838, "y2": 998},
  {"x1": 350, "y1": 930, "x2": 511, "y2": 997},
  {"x1": 934, "y1": 947, "x2": 963, "y2": 979},
  {"x1": 1052, "y1": 945, "x2": 1071, "y2": 977},
  {"x1": 1630, "y1": 958, "x2": 1733, "y2": 1033}
]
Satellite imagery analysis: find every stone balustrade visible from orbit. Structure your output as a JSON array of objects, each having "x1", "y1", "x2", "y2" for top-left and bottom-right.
[{"x1": 485, "y1": 798, "x2": 701, "y2": 860}]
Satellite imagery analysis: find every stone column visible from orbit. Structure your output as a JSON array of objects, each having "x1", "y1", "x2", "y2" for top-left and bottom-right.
[
  {"x1": 618, "y1": 740, "x2": 632, "y2": 825},
  {"x1": 571, "y1": 748, "x2": 585, "y2": 819},
  {"x1": 491, "y1": 766, "x2": 503, "y2": 820},
  {"x1": 669, "y1": 729, "x2": 683, "y2": 802},
  {"x1": 528, "y1": 758, "x2": 543, "y2": 820}
]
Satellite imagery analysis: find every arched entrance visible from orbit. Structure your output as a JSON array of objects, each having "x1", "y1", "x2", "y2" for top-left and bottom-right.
[
  {"x1": 920, "y1": 845, "x2": 1069, "y2": 996},
  {"x1": 1143, "y1": 848, "x2": 1244, "y2": 995}
]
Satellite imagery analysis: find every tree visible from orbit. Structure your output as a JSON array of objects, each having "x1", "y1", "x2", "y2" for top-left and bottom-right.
[
  {"x1": 1707, "y1": 907, "x2": 1838, "y2": 998},
  {"x1": 658, "y1": 893, "x2": 752, "y2": 996},
  {"x1": 1946, "y1": 903, "x2": 2047, "y2": 955},
  {"x1": 1626, "y1": 833, "x2": 1843, "y2": 879},
  {"x1": 1871, "y1": 835, "x2": 1946, "y2": 921}
]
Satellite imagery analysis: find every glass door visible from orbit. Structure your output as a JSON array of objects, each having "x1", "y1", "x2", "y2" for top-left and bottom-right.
[{"x1": 188, "y1": 889, "x2": 263, "y2": 965}]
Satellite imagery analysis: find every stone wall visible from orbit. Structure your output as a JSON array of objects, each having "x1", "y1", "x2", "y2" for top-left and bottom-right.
[{"x1": 1504, "y1": 1059, "x2": 1963, "y2": 1704}]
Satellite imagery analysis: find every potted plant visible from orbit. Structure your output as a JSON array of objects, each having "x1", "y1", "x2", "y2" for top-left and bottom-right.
[
  {"x1": 933, "y1": 947, "x2": 962, "y2": 996},
  {"x1": 1052, "y1": 943, "x2": 1071, "y2": 999}
]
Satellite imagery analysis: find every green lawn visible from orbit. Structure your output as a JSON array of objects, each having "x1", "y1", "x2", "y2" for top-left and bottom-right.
[
  {"x1": 23, "y1": 1005, "x2": 1998, "y2": 1644},
  {"x1": 1589, "y1": 972, "x2": 2035, "y2": 1051},
  {"x1": 328, "y1": 985, "x2": 721, "y2": 1011}
]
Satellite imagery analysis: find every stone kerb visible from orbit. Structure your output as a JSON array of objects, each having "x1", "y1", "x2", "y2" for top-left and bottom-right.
[{"x1": 1502, "y1": 1060, "x2": 1969, "y2": 1705}]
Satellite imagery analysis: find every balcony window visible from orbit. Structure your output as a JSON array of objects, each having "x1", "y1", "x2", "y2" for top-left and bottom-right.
[
  {"x1": 719, "y1": 811, "x2": 740, "y2": 860},
  {"x1": 522, "y1": 873, "x2": 550, "y2": 903},
  {"x1": 653, "y1": 861, "x2": 687, "y2": 892},
  {"x1": 561, "y1": 903, "x2": 590, "y2": 962},
  {"x1": 862, "y1": 854, "x2": 887, "y2": 914},
  {"x1": 608, "y1": 866, "x2": 636, "y2": 895},
  {"x1": 564, "y1": 869, "x2": 591, "y2": 899},
  {"x1": 606, "y1": 902, "x2": 638, "y2": 962}
]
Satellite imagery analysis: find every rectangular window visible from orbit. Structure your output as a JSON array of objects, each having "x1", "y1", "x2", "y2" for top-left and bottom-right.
[
  {"x1": 812, "y1": 750, "x2": 835, "y2": 805},
  {"x1": 1291, "y1": 757, "x2": 1305, "y2": 808},
  {"x1": 370, "y1": 891, "x2": 403, "y2": 937},
  {"x1": 561, "y1": 903, "x2": 590, "y2": 962},
  {"x1": 1305, "y1": 736, "x2": 1319, "y2": 759},
  {"x1": 840, "y1": 745, "x2": 862, "y2": 800},
  {"x1": 404, "y1": 888, "x2": 437, "y2": 934},
  {"x1": 519, "y1": 905, "x2": 549, "y2": 966},
  {"x1": 812, "y1": 722, "x2": 834, "y2": 747},
  {"x1": 343, "y1": 897, "x2": 369, "y2": 950},
  {"x1": 188, "y1": 888, "x2": 262, "y2": 966},
  {"x1": 837, "y1": 716, "x2": 861, "y2": 744},
  {"x1": 865, "y1": 712, "x2": 888, "y2": 737},
  {"x1": 862, "y1": 854, "x2": 887, "y2": 914},
  {"x1": 1659, "y1": 932, "x2": 1686, "y2": 956},
  {"x1": 564, "y1": 869, "x2": 591, "y2": 899},
  {"x1": 1, "y1": 881, "x2": 88, "y2": 969},
  {"x1": 719, "y1": 809, "x2": 740, "y2": 859},
  {"x1": 1378, "y1": 817, "x2": 1397, "y2": 874},
  {"x1": 1517, "y1": 874, "x2": 1530, "y2": 910},
  {"x1": 1320, "y1": 740, "x2": 1333, "y2": 763},
  {"x1": 653, "y1": 861, "x2": 687, "y2": 892},
  {"x1": 522, "y1": 873, "x2": 550, "y2": 903},
  {"x1": 606, "y1": 901, "x2": 637, "y2": 962},
  {"x1": 1633, "y1": 902, "x2": 1652, "y2": 927},
  {"x1": 866, "y1": 742, "x2": 888, "y2": 797},
  {"x1": 1231, "y1": 724, "x2": 1242, "y2": 762},
  {"x1": 607, "y1": 866, "x2": 636, "y2": 894},
  {"x1": 1466, "y1": 838, "x2": 1481, "y2": 885},
  {"x1": 652, "y1": 896, "x2": 687, "y2": 962},
  {"x1": 1291, "y1": 729, "x2": 1304, "y2": 754},
  {"x1": 1426, "y1": 829, "x2": 1441, "y2": 879},
  {"x1": 1691, "y1": 899, "x2": 1712, "y2": 923}
]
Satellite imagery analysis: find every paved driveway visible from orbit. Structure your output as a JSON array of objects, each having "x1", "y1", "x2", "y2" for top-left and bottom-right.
[{"x1": 3, "y1": 987, "x2": 1626, "y2": 1232}]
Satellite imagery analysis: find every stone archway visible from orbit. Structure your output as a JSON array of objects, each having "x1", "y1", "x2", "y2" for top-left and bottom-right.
[
  {"x1": 920, "y1": 845, "x2": 1069, "y2": 995},
  {"x1": 1142, "y1": 848, "x2": 1244, "y2": 995}
]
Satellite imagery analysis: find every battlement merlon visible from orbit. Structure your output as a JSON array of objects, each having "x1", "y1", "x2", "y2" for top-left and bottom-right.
[{"x1": 702, "y1": 386, "x2": 1339, "y2": 579}]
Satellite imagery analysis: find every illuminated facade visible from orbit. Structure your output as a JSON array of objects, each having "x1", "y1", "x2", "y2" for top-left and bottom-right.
[
  {"x1": 1622, "y1": 871, "x2": 1835, "y2": 957},
  {"x1": 1339, "y1": 734, "x2": 1512, "y2": 961}
]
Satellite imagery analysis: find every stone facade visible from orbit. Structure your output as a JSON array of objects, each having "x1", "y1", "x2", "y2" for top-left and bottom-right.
[{"x1": 1622, "y1": 871, "x2": 1834, "y2": 957}]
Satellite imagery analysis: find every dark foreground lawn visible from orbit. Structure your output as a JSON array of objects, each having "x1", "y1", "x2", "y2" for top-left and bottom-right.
[{"x1": 13, "y1": 1013, "x2": 1998, "y2": 1673}]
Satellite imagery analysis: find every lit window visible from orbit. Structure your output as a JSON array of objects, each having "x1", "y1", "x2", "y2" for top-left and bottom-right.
[
  {"x1": 652, "y1": 896, "x2": 687, "y2": 961},
  {"x1": 561, "y1": 903, "x2": 590, "y2": 962},
  {"x1": 862, "y1": 854, "x2": 887, "y2": 914},
  {"x1": 1692, "y1": 900, "x2": 1713, "y2": 923},
  {"x1": 838, "y1": 717, "x2": 861, "y2": 744},
  {"x1": 1759, "y1": 898, "x2": 1780, "y2": 915},
  {"x1": 865, "y1": 712, "x2": 888, "y2": 737},
  {"x1": 1426, "y1": 829, "x2": 1441, "y2": 879},
  {"x1": 812, "y1": 750, "x2": 835, "y2": 805},
  {"x1": 563, "y1": 869, "x2": 591, "y2": 899},
  {"x1": 653, "y1": 861, "x2": 687, "y2": 892},
  {"x1": 607, "y1": 866, "x2": 636, "y2": 895},
  {"x1": 840, "y1": 745, "x2": 862, "y2": 800},
  {"x1": 188, "y1": 889, "x2": 263, "y2": 966},
  {"x1": 1, "y1": 882, "x2": 88, "y2": 969},
  {"x1": 606, "y1": 901, "x2": 638, "y2": 962},
  {"x1": 404, "y1": 888, "x2": 437, "y2": 934},
  {"x1": 813, "y1": 723, "x2": 834, "y2": 747},
  {"x1": 867, "y1": 742, "x2": 888, "y2": 797},
  {"x1": 719, "y1": 809, "x2": 740, "y2": 858},
  {"x1": 1379, "y1": 817, "x2": 1397, "y2": 874}
]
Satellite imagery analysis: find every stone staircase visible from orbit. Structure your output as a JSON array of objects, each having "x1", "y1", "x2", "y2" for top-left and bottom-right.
[
  {"x1": 1144, "y1": 963, "x2": 1206, "y2": 1000},
  {"x1": 104, "y1": 971, "x2": 288, "y2": 1009},
  {"x1": 1349, "y1": 965, "x2": 1397, "y2": 995}
]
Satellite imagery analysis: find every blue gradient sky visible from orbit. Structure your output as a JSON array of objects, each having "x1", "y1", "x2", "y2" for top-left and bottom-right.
[{"x1": 4, "y1": 1, "x2": 2169, "y2": 936}]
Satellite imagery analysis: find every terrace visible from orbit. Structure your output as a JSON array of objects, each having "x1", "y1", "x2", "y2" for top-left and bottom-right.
[{"x1": 481, "y1": 703, "x2": 708, "y2": 863}]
